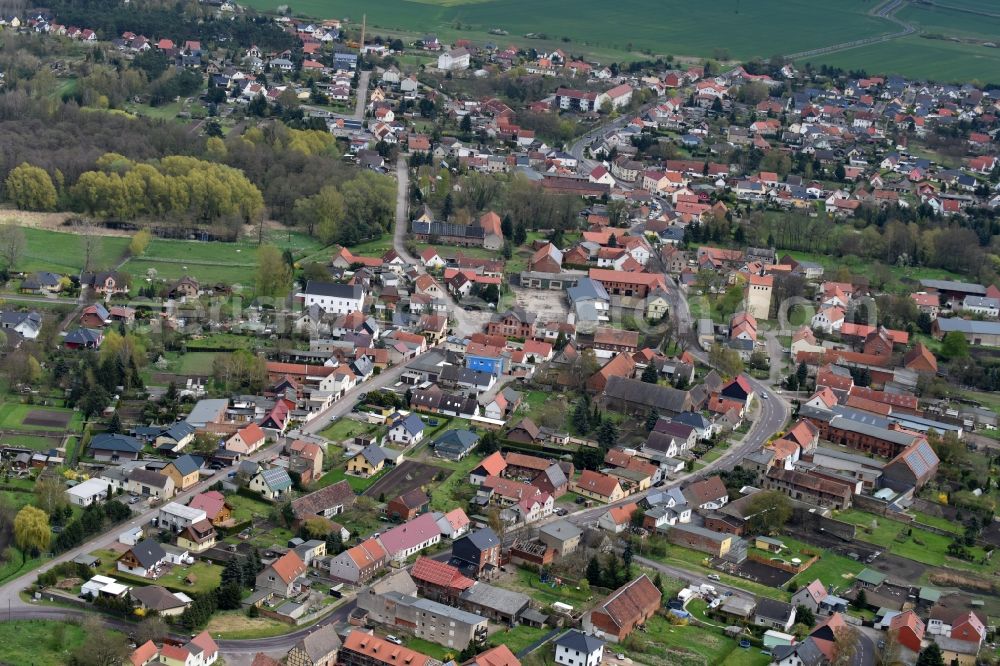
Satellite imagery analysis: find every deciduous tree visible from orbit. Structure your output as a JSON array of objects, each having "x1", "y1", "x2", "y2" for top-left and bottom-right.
[
  {"x1": 5, "y1": 163, "x2": 57, "y2": 211},
  {"x1": 14, "y1": 505, "x2": 50, "y2": 557}
]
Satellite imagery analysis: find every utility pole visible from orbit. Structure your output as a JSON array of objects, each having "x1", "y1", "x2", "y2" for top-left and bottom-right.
[{"x1": 359, "y1": 14, "x2": 366, "y2": 54}]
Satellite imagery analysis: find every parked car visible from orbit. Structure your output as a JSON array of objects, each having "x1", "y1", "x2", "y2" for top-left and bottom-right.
[{"x1": 386, "y1": 635, "x2": 403, "y2": 645}]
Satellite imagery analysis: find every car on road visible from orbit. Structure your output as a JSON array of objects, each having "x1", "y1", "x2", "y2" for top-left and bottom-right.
[
  {"x1": 707, "y1": 574, "x2": 720, "y2": 581},
  {"x1": 761, "y1": 392, "x2": 769, "y2": 399}
]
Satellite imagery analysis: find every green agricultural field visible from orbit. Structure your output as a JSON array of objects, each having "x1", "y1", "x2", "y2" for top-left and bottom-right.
[
  {"x1": 16, "y1": 227, "x2": 130, "y2": 274},
  {"x1": 808, "y1": 35, "x2": 1000, "y2": 84},
  {"x1": 896, "y1": 2, "x2": 1000, "y2": 42},
  {"x1": 0, "y1": 403, "x2": 83, "y2": 433},
  {"x1": 0, "y1": 620, "x2": 95, "y2": 666},
  {"x1": 240, "y1": 0, "x2": 891, "y2": 64}
]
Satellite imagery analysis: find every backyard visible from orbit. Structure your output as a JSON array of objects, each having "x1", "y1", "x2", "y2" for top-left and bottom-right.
[
  {"x1": 619, "y1": 613, "x2": 766, "y2": 666},
  {"x1": 834, "y1": 509, "x2": 994, "y2": 573},
  {"x1": 90, "y1": 548, "x2": 222, "y2": 594}
]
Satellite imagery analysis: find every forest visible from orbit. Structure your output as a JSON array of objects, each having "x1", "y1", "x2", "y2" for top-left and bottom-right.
[{"x1": 0, "y1": 93, "x2": 396, "y2": 244}]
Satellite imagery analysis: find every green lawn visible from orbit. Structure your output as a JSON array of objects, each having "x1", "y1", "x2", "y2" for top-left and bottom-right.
[
  {"x1": 775, "y1": 535, "x2": 864, "y2": 589},
  {"x1": 317, "y1": 466, "x2": 390, "y2": 493},
  {"x1": 320, "y1": 418, "x2": 378, "y2": 443},
  {"x1": 501, "y1": 625, "x2": 552, "y2": 655},
  {"x1": 0, "y1": 402, "x2": 83, "y2": 432},
  {"x1": 505, "y1": 567, "x2": 597, "y2": 608},
  {"x1": 621, "y1": 614, "x2": 739, "y2": 666},
  {"x1": 0, "y1": 620, "x2": 94, "y2": 666},
  {"x1": 91, "y1": 549, "x2": 222, "y2": 594},
  {"x1": 403, "y1": 637, "x2": 455, "y2": 661},
  {"x1": 123, "y1": 232, "x2": 327, "y2": 287},
  {"x1": 16, "y1": 227, "x2": 130, "y2": 274},
  {"x1": 911, "y1": 511, "x2": 964, "y2": 535},
  {"x1": 205, "y1": 609, "x2": 296, "y2": 639},
  {"x1": 225, "y1": 493, "x2": 275, "y2": 522},
  {"x1": 834, "y1": 509, "x2": 992, "y2": 572},
  {"x1": 165, "y1": 351, "x2": 222, "y2": 375},
  {"x1": 645, "y1": 547, "x2": 791, "y2": 601},
  {"x1": 781, "y1": 250, "x2": 969, "y2": 295},
  {"x1": 428, "y1": 453, "x2": 481, "y2": 512},
  {"x1": 0, "y1": 434, "x2": 63, "y2": 450}
]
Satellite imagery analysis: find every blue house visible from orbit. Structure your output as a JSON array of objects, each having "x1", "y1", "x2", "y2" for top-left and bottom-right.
[{"x1": 465, "y1": 342, "x2": 506, "y2": 377}]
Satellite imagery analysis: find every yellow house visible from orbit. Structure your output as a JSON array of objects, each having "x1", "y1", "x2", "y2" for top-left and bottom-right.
[
  {"x1": 574, "y1": 470, "x2": 626, "y2": 503},
  {"x1": 163, "y1": 455, "x2": 201, "y2": 491},
  {"x1": 347, "y1": 444, "x2": 387, "y2": 478},
  {"x1": 176, "y1": 519, "x2": 217, "y2": 553},
  {"x1": 645, "y1": 290, "x2": 670, "y2": 320}
]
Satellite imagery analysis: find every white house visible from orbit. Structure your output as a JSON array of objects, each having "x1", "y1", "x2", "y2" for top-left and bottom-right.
[
  {"x1": 297, "y1": 281, "x2": 367, "y2": 315},
  {"x1": 388, "y1": 413, "x2": 425, "y2": 446},
  {"x1": 157, "y1": 502, "x2": 207, "y2": 532},
  {"x1": 811, "y1": 306, "x2": 844, "y2": 334},
  {"x1": 66, "y1": 477, "x2": 111, "y2": 507},
  {"x1": 555, "y1": 631, "x2": 604, "y2": 666},
  {"x1": 437, "y1": 47, "x2": 470, "y2": 71}
]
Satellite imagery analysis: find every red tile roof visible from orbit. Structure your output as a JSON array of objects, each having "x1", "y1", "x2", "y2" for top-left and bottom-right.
[
  {"x1": 411, "y1": 556, "x2": 475, "y2": 590},
  {"x1": 270, "y1": 550, "x2": 307, "y2": 584},
  {"x1": 342, "y1": 630, "x2": 431, "y2": 666}
]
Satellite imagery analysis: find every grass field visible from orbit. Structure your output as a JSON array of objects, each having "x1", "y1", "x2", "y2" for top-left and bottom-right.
[
  {"x1": 206, "y1": 610, "x2": 293, "y2": 639},
  {"x1": 12, "y1": 225, "x2": 324, "y2": 288},
  {"x1": 320, "y1": 418, "x2": 377, "y2": 443},
  {"x1": 835, "y1": 509, "x2": 993, "y2": 572},
  {"x1": 225, "y1": 493, "x2": 275, "y2": 522},
  {"x1": 501, "y1": 625, "x2": 552, "y2": 655},
  {"x1": 240, "y1": 0, "x2": 891, "y2": 64},
  {"x1": 0, "y1": 620, "x2": 93, "y2": 666},
  {"x1": 620, "y1": 614, "x2": 740, "y2": 666},
  {"x1": 165, "y1": 351, "x2": 221, "y2": 375},
  {"x1": 808, "y1": 35, "x2": 1000, "y2": 83},
  {"x1": 0, "y1": 403, "x2": 83, "y2": 433},
  {"x1": 16, "y1": 227, "x2": 130, "y2": 274}
]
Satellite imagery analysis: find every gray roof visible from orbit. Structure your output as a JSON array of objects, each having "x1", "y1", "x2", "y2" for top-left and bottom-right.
[
  {"x1": 772, "y1": 638, "x2": 825, "y2": 666},
  {"x1": 391, "y1": 413, "x2": 425, "y2": 436},
  {"x1": 169, "y1": 454, "x2": 200, "y2": 476},
  {"x1": 828, "y1": 415, "x2": 922, "y2": 446},
  {"x1": 538, "y1": 519, "x2": 582, "y2": 542},
  {"x1": 604, "y1": 376, "x2": 691, "y2": 413},
  {"x1": 128, "y1": 539, "x2": 167, "y2": 568},
  {"x1": 131, "y1": 585, "x2": 186, "y2": 611},
  {"x1": 440, "y1": 365, "x2": 494, "y2": 388},
  {"x1": 434, "y1": 429, "x2": 479, "y2": 453},
  {"x1": 459, "y1": 582, "x2": 531, "y2": 616},
  {"x1": 358, "y1": 443, "x2": 388, "y2": 466},
  {"x1": 294, "y1": 625, "x2": 342, "y2": 660},
  {"x1": 919, "y1": 279, "x2": 985, "y2": 295},
  {"x1": 756, "y1": 597, "x2": 794, "y2": 622},
  {"x1": 936, "y1": 318, "x2": 1000, "y2": 335},
  {"x1": 302, "y1": 281, "x2": 365, "y2": 299},
  {"x1": 556, "y1": 630, "x2": 604, "y2": 654},
  {"x1": 91, "y1": 433, "x2": 143, "y2": 453},
  {"x1": 567, "y1": 277, "x2": 610, "y2": 304},
  {"x1": 128, "y1": 468, "x2": 171, "y2": 488},
  {"x1": 257, "y1": 467, "x2": 293, "y2": 492},
  {"x1": 462, "y1": 527, "x2": 500, "y2": 551},
  {"x1": 388, "y1": 592, "x2": 486, "y2": 626},
  {"x1": 160, "y1": 421, "x2": 196, "y2": 442},
  {"x1": 185, "y1": 399, "x2": 230, "y2": 427},
  {"x1": 962, "y1": 296, "x2": 1000, "y2": 309}
]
